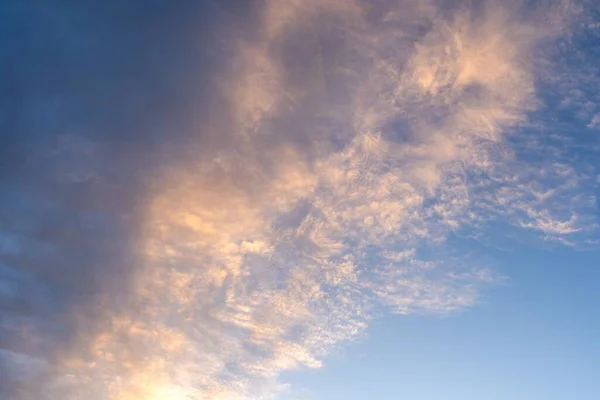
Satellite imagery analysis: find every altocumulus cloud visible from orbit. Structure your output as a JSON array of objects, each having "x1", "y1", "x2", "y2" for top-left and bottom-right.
[{"x1": 2, "y1": 0, "x2": 600, "y2": 399}]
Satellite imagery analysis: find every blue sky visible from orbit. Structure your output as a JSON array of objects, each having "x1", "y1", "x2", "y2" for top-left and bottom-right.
[
  {"x1": 2, "y1": 1, "x2": 600, "y2": 399},
  {"x1": 283, "y1": 246, "x2": 600, "y2": 399}
]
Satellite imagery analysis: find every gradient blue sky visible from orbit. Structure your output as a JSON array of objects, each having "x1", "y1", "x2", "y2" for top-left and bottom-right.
[
  {"x1": 2, "y1": 1, "x2": 600, "y2": 399},
  {"x1": 283, "y1": 246, "x2": 600, "y2": 399}
]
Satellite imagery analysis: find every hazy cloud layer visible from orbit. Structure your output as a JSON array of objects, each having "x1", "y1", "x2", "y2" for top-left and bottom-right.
[{"x1": 2, "y1": 0, "x2": 600, "y2": 399}]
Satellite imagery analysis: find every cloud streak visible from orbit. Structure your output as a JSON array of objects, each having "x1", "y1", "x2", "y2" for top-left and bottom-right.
[{"x1": 2, "y1": 0, "x2": 599, "y2": 399}]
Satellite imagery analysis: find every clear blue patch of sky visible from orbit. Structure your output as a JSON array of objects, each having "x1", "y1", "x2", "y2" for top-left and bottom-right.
[{"x1": 281, "y1": 245, "x2": 600, "y2": 400}]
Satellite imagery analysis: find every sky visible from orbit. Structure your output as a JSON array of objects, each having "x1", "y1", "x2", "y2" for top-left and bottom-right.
[{"x1": 1, "y1": 0, "x2": 600, "y2": 399}]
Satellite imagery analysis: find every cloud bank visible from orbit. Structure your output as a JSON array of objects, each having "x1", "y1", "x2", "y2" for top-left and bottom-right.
[{"x1": 2, "y1": 0, "x2": 599, "y2": 399}]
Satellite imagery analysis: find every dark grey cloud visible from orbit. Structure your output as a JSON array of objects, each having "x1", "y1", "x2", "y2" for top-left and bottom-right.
[{"x1": 0, "y1": 0, "x2": 257, "y2": 395}]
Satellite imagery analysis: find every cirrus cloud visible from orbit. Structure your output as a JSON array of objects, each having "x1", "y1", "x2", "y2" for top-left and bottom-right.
[{"x1": 2, "y1": 0, "x2": 599, "y2": 399}]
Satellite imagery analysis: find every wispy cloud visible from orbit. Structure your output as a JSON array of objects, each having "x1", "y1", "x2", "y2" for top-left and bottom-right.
[{"x1": 2, "y1": 0, "x2": 599, "y2": 399}]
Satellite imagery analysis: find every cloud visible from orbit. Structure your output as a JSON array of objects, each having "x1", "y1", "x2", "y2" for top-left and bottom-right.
[{"x1": 2, "y1": 0, "x2": 599, "y2": 399}]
